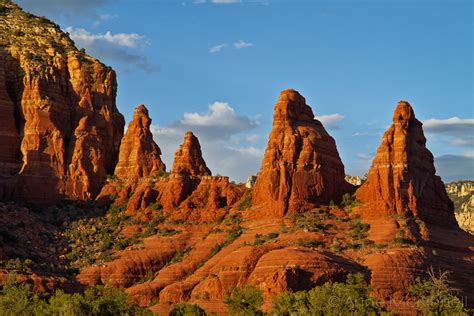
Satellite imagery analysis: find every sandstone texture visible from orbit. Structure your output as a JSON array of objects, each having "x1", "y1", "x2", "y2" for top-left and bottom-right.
[
  {"x1": 0, "y1": 1, "x2": 124, "y2": 203},
  {"x1": 354, "y1": 101, "x2": 458, "y2": 229},
  {"x1": 447, "y1": 181, "x2": 474, "y2": 234},
  {"x1": 114, "y1": 104, "x2": 165, "y2": 180},
  {"x1": 252, "y1": 89, "x2": 349, "y2": 216}
]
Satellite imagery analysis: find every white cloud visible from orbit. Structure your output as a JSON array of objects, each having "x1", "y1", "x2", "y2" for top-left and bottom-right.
[
  {"x1": 151, "y1": 102, "x2": 261, "y2": 182},
  {"x1": 315, "y1": 113, "x2": 344, "y2": 129},
  {"x1": 66, "y1": 27, "x2": 146, "y2": 48},
  {"x1": 423, "y1": 117, "x2": 474, "y2": 133},
  {"x1": 209, "y1": 44, "x2": 228, "y2": 53},
  {"x1": 66, "y1": 27, "x2": 158, "y2": 73},
  {"x1": 233, "y1": 40, "x2": 253, "y2": 49}
]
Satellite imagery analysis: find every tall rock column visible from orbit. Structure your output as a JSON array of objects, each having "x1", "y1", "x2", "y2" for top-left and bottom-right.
[
  {"x1": 114, "y1": 104, "x2": 165, "y2": 180},
  {"x1": 354, "y1": 101, "x2": 458, "y2": 228},
  {"x1": 252, "y1": 89, "x2": 349, "y2": 216},
  {"x1": 162, "y1": 131, "x2": 211, "y2": 208}
]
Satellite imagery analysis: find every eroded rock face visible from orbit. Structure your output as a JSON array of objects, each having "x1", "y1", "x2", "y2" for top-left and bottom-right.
[
  {"x1": 114, "y1": 104, "x2": 165, "y2": 180},
  {"x1": 354, "y1": 101, "x2": 458, "y2": 229},
  {"x1": 161, "y1": 132, "x2": 211, "y2": 208},
  {"x1": 171, "y1": 131, "x2": 211, "y2": 177},
  {"x1": 0, "y1": 2, "x2": 124, "y2": 203},
  {"x1": 252, "y1": 89, "x2": 349, "y2": 216}
]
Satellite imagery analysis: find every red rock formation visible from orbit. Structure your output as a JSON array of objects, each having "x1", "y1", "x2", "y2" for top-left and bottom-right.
[
  {"x1": 171, "y1": 131, "x2": 211, "y2": 177},
  {"x1": 162, "y1": 132, "x2": 211, "y2": 208},
  {"x1": 0, "y1": 2, "x2": 124, "y2": 203},
  {"x1": 114, "y1": 104, "x2": 165, "y2": 180},
  {"x1": 354, "y1": 101, "x2": 458, "y2": 229},
  {"x1": 252, "y1": 89, "x2": 349, "y2": 216}
]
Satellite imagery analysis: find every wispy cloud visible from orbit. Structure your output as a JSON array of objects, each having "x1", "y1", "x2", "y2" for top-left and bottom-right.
[
  {"x1": 92, "y1": 13, "x2": 118, "y2": 27},
  {"x1": 315, "y1": 113, "x2": 344, "y2": 129},
  {"x1": 66, "y1": 27, "x2": 158, "y2": 73},
  {"x1": 209, "y1": 40, "x2": 254, "y2": 53},
  {"x1": 209, "y1": 43, "x2": 228, "y2": 53},
  {"x1": 233, "y1": 40, "x2": 254, "y2": 49}
]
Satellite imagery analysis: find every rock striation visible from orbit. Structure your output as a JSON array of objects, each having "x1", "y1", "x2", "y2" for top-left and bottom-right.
[
  {"x1": 354, "y1": 101, "x2": 458, "y2": 229},
  {"x1": 114, "y1": 104, "x2": 165, "y2": 180},
  {"x1": 252, "y1": 89, "x2": 349, "y2": 216},
  {"x1": 0, "y1": 1, "x2": 124, "y2": 203}
]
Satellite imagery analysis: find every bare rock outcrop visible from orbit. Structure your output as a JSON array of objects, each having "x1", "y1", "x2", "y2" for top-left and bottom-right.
[
  {"x1": 354, "y1": 101, "x2": 458, "y2": 229},
  {"x1": 252, "y1": 89, "x2": 349, "y2": 216},
  {"x1": 0, "y1": 1, "x2": 124, "y2": 203},
  {"x1": 114, "y1": 104, "x2": 165, "y2": 180}
]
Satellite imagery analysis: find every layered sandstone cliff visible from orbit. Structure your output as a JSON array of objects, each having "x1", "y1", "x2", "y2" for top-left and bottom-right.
[
  {"x1": 447, "y1": 181, "x2": 474, "y2": 233},
  {"x1": 0, "y1": 1, "x2": 124, "y2": 203},
  {"x1": 252, "y1": 89, "x2": 349, "y2": 216},
  {"x1": 114, "y1": 104, "x2": 165, "y2": 180},
  {"x1": 354, "y1": 101, "x2": 458, "y2": 229}
]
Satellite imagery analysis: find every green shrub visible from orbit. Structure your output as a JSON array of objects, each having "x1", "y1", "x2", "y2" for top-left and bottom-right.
[
  {"x1": 224, "y1": 285, "x2": 263, "y2": 316},
  {"x1": 270, "y1": 273, "x2": 384, "y2": 316},
  {"x1": 410, "y1": 268, "x2": 467, "y2": 315},
  {"x1": 0, "y1": 276, "x2": 153, "y2": 316},
  {"x1": 170, "y1": 302, "x2": 206, "y2": 316}
]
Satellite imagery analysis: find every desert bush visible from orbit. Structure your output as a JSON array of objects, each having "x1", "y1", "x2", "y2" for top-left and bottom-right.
[
  {"x1": 410, "y1": 268, "x2": 467, "y2": 315},
  {"x1": 170, "y1": 302, "x2": 206, "y2": 316},
  {"x1": 224, "y1": 285, "x2": 263, "y2": 316}
]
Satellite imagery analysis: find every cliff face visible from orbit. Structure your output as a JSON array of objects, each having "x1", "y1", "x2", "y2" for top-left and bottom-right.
[
  {"x1": 114, "y1": 104, "x2": 165, "y2": 180},
  {"x1": 354, "y1": 101, "x2": 457, "y2": 229},
  {"x1": 446, "y1": 181, "x2": 474, "y2": 234},
  {"x1": 252, "y1": 89, "x2": 349, "y2": 216},
  {"x1": 0, "y1": 1, "x2": 124, "y2": 203}
]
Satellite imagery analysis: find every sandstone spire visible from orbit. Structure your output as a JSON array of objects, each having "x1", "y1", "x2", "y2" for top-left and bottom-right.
[
  {"x1": 252, "y1": 89, "x2": 348, "y2": 216},
  {"x1": 170, "y1": 131, "x2": 211, "y2": 177},
  {"x1": 114, "y1": 104, "x2": 165, "y2": 179},
  {"x1": 354, "y1": 101, "x2": 457, "y2": 228}
]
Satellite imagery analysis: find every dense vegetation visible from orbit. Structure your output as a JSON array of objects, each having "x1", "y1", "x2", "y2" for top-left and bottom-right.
[
  {"x1": 0, "y1": 275, "x2": 153, "y2": 316},
  {"x1": 269, "y1": 273, "x2": 385, "y2": 316}
]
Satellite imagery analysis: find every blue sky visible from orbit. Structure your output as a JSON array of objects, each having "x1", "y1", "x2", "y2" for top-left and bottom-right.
[{"x1": 16, "y1": 0, "x2": 473, "y2": 183}]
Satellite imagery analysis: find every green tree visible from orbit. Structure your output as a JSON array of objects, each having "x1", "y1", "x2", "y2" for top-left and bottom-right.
[
  {"x1": 224, "y1": 285, "x2": 263, "y2": 316},
  {"x1": 0, "y1": 274, "x2": 38, "y2": 315},
  {"x1": 170, "y1": 303, "x2": 206, "y2": 316},
  {"x1": 410, "y1": 268, "x2": 467, "y2": 316},
  {"x1": 271, "y1": 273, "x2": 385, "y2": 316}
]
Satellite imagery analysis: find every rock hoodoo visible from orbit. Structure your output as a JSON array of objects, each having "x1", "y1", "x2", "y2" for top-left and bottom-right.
[
  {"x1": 252, "y1": 89, "x2": 349, "y2": 216},
  {"x1": 354, "y1": 101, "x2": 458, "y2": 228},
  {"x1": 114, "y1": 104, "x2": 165, "y2": 180},
  {"x1": 0, "y1": 1, "x2": 124, "y2": 203},
  {"x1": 162, "y1": 131, "x2": 211, "y2": 208},
  {"x1": 170, "y1": 131, "x2": 211, "y2": 177}
]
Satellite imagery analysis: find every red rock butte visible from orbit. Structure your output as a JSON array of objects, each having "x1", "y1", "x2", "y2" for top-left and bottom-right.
[
  {"x1": 354, "y1": 100, "x2": 458, "y2": 229},
  {"x1": 252, "y1": 89, "x2": 350, "y2": 216},
  {"x1": 114, "y1": 104, "x2": 165, "y2": 180}
]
